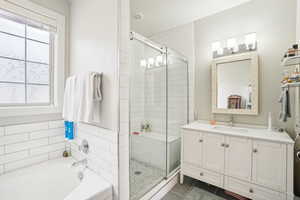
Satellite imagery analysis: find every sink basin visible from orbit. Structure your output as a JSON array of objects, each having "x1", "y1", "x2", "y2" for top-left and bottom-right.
[{"x1": 212, "y1": 126, "x2": 248, "y2": 133}]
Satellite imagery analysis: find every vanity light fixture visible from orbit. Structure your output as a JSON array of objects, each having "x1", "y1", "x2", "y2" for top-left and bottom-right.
[
  {"x1": 140, "y1": 59, "x2": 147, "y2": 67},
  {"x1": 148, "y1": 57, "x2": 155, "y2": 68},
  {"x1": 155, "y1": 55, "x2": 163, "y2": 67},
  {"x1": 227, "y1": 38, "x2": 238, "y2": 53},
  {"x1": 212, "y1": 33, "x2": 257, "y2": 58},
  {"x1": 245, "y1": 33, "x2": 257, "y2": 50}
]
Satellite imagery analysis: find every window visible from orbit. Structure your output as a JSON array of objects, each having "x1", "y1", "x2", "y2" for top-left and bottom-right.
[
  {"x1": 0, "y1": 11, "x2": 53, "y2": 105},
  {"x1": 0, "y1": 0, "x2": 65, "y2": 117}
]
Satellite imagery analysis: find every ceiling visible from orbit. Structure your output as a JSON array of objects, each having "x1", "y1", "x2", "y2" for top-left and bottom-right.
[{"x1": 131, "y1": 0, "x2": 251, "y2": 36}]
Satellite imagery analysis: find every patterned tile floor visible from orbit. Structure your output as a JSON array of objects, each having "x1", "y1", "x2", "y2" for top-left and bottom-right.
[
  {"x1": 163, "y1": 177, "x2": 241, "y2": 200},
  {"x1": 130, "y1": 159, "x2": 165, "y2": 200},
  {"x1": 163, "y1": 177, "x2": 300, "y2": 200}
]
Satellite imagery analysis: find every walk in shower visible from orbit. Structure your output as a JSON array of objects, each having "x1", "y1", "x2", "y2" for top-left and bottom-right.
[{"x1": 129, "y1": 32, "x2": 189, "y2": 200}]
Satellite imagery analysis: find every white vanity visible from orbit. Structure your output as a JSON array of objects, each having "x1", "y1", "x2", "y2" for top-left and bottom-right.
[{"x1": 180, "y1": 121, "x2": 294, "y2": 200}]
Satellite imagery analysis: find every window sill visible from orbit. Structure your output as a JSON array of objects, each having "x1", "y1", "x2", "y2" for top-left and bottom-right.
[{"x1": 0, "y1": 104, "x2": 62, "y2": 117}]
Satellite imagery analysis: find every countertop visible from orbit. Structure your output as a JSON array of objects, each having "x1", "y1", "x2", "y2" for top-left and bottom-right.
[{"x1": 182, "y1": 121, "x2": 294, "y2": 144}]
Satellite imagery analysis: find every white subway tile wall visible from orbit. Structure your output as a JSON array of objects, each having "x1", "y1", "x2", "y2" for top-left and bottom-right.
[
  {"x1": 70, "y1": 123, "x2": 118, "y2": 199},
  {"x1": 0, "y1": 120, "x2": 66, "y2": 175}
]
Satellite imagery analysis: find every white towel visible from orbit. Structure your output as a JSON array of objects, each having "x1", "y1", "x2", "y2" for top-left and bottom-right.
[
  {"x1": 77, "y1": 72, "x2": 102, "y2": 123},
  {"x1": 62, "y1": 72, "x2": 102, "y2": 123},
  {"x1": 62, "y1": 76, "x2": 77, "y2": 121}
]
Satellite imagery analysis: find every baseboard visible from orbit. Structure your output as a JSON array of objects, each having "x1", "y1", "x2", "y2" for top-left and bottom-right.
[{"x1": 140, "y1": 171, "x2": 179, "y2": 200}]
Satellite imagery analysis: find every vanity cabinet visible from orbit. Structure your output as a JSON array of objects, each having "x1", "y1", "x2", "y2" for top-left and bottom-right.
[{"x1": 180, "y1": 122, "x2": 294, "y2": 200}]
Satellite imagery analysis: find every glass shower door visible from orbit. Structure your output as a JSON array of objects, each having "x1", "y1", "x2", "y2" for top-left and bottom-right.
[
  {"x1": 166, "y1": 49, "x2": 189, "y2": 176},
  {"x1": 129, "y1": 38, "x2": 167, "y2": 200}
]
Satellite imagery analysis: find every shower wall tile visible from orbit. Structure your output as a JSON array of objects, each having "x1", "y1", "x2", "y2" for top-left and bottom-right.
[
  {"x1": 0, "y1": 127, "x2": 4, "y2": 137},
  {"x1": 5, "y1": 122, "x2": 49, "y2": 135},
  {"x1": 0, "y1": 133, "x2": 29, "y2": 146},
  {"x1": 5, "y1": 154, "x2": 48, "y2": 172},
  {"x1": 0, "y1": 120, "x2": 66, "y2": 176},
  {"x1": 0, "y1": 151, "x2": 29, "y2": 164},
  {"x1": 0, "y1": 165, "x2": 3, "y2": 174},
  {"x1": 5, "y1": 138, "x2": 48, "y2": 153},
  {"x1": 0, "y1": 146, "x2": 4, "y2": 155},
  {"x1": 30, "y1": 142, "x2": 65, "y2": 156},
  {"x1": 48, "y1": 120, "x2": 64, "y2": 129}
]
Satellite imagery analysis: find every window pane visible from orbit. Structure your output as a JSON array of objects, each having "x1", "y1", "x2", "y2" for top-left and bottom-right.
[
  {"x1": 27, "y1": 85, "x2": 49, "y2": 103},
  {"x1": 27, "y1": 26, "x2": 49, "y2": 43},
  {"x1": 0, "y1": 17, "x2": 25, "y2": 36},
  {"x1": 0, "y1": 32, "x2": 25, "y2": 59},
  {"x1": 27, "y1": 40, "x2": 49, "y2": 64},
  {"x1": 27, "y1": 62, "x2": 49, "y2": 84},
  {"x1": 0, "y1": 57, "x2": 25, "y2": 83},
  {"x1": 0, "y1": 83, "x2": 25, "y2": 104}
]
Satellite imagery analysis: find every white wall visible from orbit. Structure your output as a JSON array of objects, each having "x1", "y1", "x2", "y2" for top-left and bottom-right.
[
  {"x1": 194, "y1": 0, "x2": 297, "y2": 128},
  {"x1": 150, "y1": 23, "x2": 195, "y2": 122},
  {"x1": 69, "y1": 0, "x2": 119, "y2": 130}
]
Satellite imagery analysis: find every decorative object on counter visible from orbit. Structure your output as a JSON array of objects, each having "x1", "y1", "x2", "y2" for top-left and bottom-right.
[
  {"x1": 140, "y1": 122, "x2": 151, "y2": 132},
  {"x1": 227, "y1": 95, "x2": 242, "y2": 109},
  {"x1": 64, "y1": 121, "x2": 74, "y2": 140},
  {"x1": 267, "y1": 112, "x2": 272, "y2": 131},
  {"x1": 281, "y1": 43, "x2": 300, "y2": 66},
  {"x1": 63, "y1": 150, "x2": 69, "y2": 157},
  {"x1": 209, "y1": 120, "x2": 217, "y2": 125}
]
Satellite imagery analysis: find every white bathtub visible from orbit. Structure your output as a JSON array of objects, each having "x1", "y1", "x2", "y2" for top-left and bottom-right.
[
  {"x1": 0, "y1": 157, "x2": 112, "y2": 200},
  {"x1": 131, "y1": 132, "x2": 181, "y2": 173}
]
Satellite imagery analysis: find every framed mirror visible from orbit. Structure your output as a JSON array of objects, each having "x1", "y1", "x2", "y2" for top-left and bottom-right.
[{"x1": 212, "y1": 52, "x2": 259, "y2": 115}]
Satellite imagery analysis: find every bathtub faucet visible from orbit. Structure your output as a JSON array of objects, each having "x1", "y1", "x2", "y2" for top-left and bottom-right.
[{"x1": 72, "y1": 158, "x2": 87, "y2": 167}]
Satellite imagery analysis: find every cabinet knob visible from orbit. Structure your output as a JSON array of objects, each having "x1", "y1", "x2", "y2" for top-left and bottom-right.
[
  {"x1": 253, "y1": 149, "x2": 258, "y2": 153},
  {"x1": 199, "y1": 139, "x2": 203, "y2": 143},
  {"x1": 221, "y1": 143, "x2": 225, "y2": 147},
  {"x1": 225, "y1": 144, "x2": 230, "y2": 148},
  {"x1": 249, "y1": 188, "x2": 254, "y2": 193},
  {"x1": 200, "y1": 172, "x2": 204, "y2": 176}
]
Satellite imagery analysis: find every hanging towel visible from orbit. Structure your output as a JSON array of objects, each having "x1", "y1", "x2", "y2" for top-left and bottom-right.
[
  {"x1": 279, "y1": 87, "x2": 291, "y2": 122},
  {"x1": 62, "y1": 76, "x2": 78, "y2": 121},
  {"x1": 77, "y1": 72, "x2": 103, "y2": 123}
]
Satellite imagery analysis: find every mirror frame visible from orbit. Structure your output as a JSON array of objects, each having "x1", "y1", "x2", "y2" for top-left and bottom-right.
[{"x1": 211, "y1": 52, "x2": 259, "y2": 115}]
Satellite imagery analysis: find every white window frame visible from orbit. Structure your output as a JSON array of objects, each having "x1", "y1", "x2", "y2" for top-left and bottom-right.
[{"x1": 0, "y1": 0, "x2": 65, "y2": 117}]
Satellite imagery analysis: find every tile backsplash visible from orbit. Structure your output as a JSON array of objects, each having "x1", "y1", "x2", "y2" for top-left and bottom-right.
[{"x1": 0, "y1": 120, "x2": 66, "y2": 175}]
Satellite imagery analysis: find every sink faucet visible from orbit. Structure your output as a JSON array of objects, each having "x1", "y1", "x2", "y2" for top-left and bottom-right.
[{"x1": 72, "y1": 158, "x2": 87, "y2": 167}]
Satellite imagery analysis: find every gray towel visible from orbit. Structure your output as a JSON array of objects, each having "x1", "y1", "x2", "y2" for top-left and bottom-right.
[{"x1": 279, "y1": 88, "x2": 291, "y2": 122}]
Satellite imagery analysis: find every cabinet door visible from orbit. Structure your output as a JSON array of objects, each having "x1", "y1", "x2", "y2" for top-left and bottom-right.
[
  {"x1": 225, "y1": 136, "x2": 252, "y2": 181},
  {"x1": 202, "y1": 133, "x2": 225, "y2": 173},
  {"x1": 252, "y1": 140, "x2": 286, "y2": 192},
  {"x1": 182, "y1": 130, "x2": 202, "y2": 167}
]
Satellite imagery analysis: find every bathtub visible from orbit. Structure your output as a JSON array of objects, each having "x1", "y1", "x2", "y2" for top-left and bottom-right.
[
  {"x1": 131, "y1": 132, "x2": 181, "y2": 173},
  {"x1": 0, "y1": 157, "x2": 112, "y2": 200}
]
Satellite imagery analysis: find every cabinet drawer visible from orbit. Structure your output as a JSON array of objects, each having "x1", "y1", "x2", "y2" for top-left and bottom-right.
[
  {"x1": 182, "y1": 163, "x2": 224, "y2": 188},
  {"x1": 224, "y1": 176, "x2": 286, "y2": 200}
]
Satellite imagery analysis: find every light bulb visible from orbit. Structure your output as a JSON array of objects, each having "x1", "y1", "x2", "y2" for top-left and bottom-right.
[
  {"x1": 245, "y1": 33, "x2": 257, "y2": 50},
  {"x1": 227, "y1": 38, "x2": 238, "y2": 52},
  {"x1": 212, "y1": 41, "x2": 223, "y2": 55},
  {"x1": 140, "y1": 59, "x2": 147, "y2": 67},
  {"x1": 155, "y1": 55, "x2": 163, "y2": 67},
  {"x1": 148, "y1": 58, "x2": 154, "y2": 68}
]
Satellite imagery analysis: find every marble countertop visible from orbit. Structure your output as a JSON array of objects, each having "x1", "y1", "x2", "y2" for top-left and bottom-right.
[{"x1": 182, "y1": 121, "x2": 294, "y2": 144}]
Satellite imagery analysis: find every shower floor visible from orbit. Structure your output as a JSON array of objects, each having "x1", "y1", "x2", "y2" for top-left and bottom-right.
[{"x1": 130, "y1": 159, "x2": 165, "y2": 200}]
